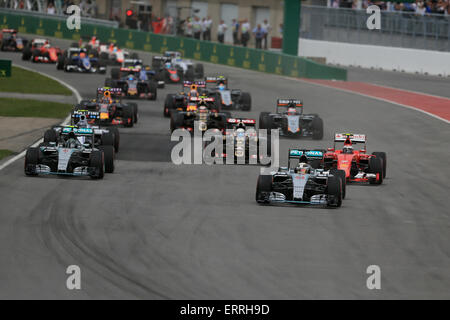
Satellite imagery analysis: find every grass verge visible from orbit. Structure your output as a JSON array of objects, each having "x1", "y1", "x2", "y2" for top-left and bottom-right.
[
  {"x1": 0, "y1": 98, "x2": 72, "y2": 119},
  {"x1": 0, "y1": 150, "x2": 14, "y2": 161},
  {"x1": 0, "y1": 66, "x2": 72, "y2": 95}
]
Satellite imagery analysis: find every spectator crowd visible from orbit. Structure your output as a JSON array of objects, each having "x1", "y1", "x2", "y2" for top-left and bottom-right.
[
  {"x1": 176, "y1": 16, "x2": 276, "y2": 50},
  {"x1": 329, "y1": 0, "x2": 450, "y2": 16}
]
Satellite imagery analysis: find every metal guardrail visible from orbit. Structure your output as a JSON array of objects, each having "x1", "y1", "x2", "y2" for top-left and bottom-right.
[
  {"x1": 301, "y1": 5, "x2": 450, "y2": 52},
  {"x1": 0, "y1": 8, "x2": 118, "y2": 28}
]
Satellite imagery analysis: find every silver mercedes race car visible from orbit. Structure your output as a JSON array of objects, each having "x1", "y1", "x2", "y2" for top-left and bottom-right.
[{"x1": 255, "y1": 149, "x2": 345, "y2": 207}]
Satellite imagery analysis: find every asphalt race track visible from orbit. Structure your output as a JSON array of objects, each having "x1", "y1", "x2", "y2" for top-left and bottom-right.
[{"x1": 0, "y1": 38, "x2": 449, "y2": 299}]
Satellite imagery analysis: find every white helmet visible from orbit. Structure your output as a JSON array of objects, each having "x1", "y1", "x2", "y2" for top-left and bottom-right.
[{"x1": 295, "y1": 162, "x2": 311, "y2": 174}]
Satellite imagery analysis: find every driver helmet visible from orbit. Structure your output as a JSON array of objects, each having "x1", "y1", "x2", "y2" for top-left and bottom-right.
[
  {"x1": 218, "y1": 81, "x2": 226, "y2": 91},
  {"x1": 65, "y1": 132, "x2": 79, "y2": 149},
  {"x1": 198, "y1": 105, "x2": 208, "y2": 113},
  {"x1": 295, "y1": 162, "x2": 311, "y2": 174},
  {"x1": 236, "y1": 122, "x2": 246, "y2": 130},
  {"x1": 287, "y1": 107, "x2": 297, "y2": 115},
  {"x1": 80, "y1": 52, "x2": 86, "y2": 58},
  {"x1": 128, "y1": 74, "x2": 135, "y2": 81},
  {"x1": 343, "y1": 145, "x2": 354, "y2": 154},
  {"x1": 165, "y1": 62, "x2": 172, "y2": 69}
]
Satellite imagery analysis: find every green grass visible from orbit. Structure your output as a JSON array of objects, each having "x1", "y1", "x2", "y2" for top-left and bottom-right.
[
  {"x1": 0, "y1": 66, "x2": 72, "y2": 95},
  {"x1": 0, "y1": 98, "x2": 72, "y2": 119},
  {"x1": 0, "y1": 150, "x2": 14, "y2": 161}
]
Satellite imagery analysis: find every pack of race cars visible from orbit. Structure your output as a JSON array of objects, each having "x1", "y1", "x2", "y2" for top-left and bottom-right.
[{"x1": 10, "y1": 30, "x2": 387, "y2": 209}]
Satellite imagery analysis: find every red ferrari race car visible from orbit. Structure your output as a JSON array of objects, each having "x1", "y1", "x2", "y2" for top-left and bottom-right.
[
  {"x1": 0, "y1": 29, "x2": 27, "y2": 51},
  {"x1": 322, "y1": 133, "x2": 386, "y2": 185},
  {"x1": 22, "y1": 39, "x2": 62, "y2": 63}
]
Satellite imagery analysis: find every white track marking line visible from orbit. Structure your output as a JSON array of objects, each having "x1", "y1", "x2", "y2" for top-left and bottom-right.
[
  {"x1": 289, "y1": 77, "x2": 450, "y2": 125},
  {"x1": 0, "y1": 64, "x2": 81, "y2": 171}
]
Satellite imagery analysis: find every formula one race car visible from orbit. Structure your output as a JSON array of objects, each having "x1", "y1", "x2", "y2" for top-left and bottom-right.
[
  {"x1": 77, "y1": 37, "x2": 137, "y2": 66},
  {"x1": 170, "y1": 96, "x2": 229, "y2": 133},
  {"x1": 163, "y1": 80, "x2": 207, "y2": 117},
  {"x1": 24, "y1": 126, "x2": 114, "y2": 179},
  {"x1": 105, "y1": 66, "x2": 159, "y2": 100},
  {"x1": 259, "y1": 99, "x2": 323, "y2": 139},
  {"x1": 216, "y1": 118, "x2": 271, "y2": 164},
  {"x1": 255, "y1": 149, "x2": 344, "y2": 207},
  {"x1": 56, "y1": 47, "x2": 106, "y2": 73},
  {"x1": 73, "y1": 88, "x2": 138, "y2": 127},
  {"x1": 22, "y1": 39, "x2": 62, "y2": 63},
  {"x1": 322, "y1": 133, "x2": 386, "y2": 185},
  {"x1": 163, "y1": 51, "x2": 204, "y2": 80},
  {"x1": 70, "y1": 110, "x2": 120, "y2": 152},
  {"x1": 0, "y1": 29, "x2": 27, "y2": 51},
  {"x1": 151, "y1": 56, "x2": 184, "y2": 84},
  {"x1": 203, "y1": 76, "x2": 251, "y2": 111}
]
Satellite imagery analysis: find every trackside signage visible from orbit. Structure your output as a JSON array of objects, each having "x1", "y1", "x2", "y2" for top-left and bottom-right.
[
  {"x1": 0, "y1": 59, "x2": 11, "y2": 77},
  {"x1": 0, "y1": 10, "x2": 347, "y2": 80}
]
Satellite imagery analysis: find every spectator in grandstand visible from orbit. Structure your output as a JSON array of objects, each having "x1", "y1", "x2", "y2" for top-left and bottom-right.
[
  {"x1": 193, "y1": 16, "x2": 202, "y2": 40},
  {"x1": 436, "y1": 0, "x2": 447, "y2": 14},
  {"x1": 240, "y1": 19, "x2": 251, "y2": 47},
  {"x1": 416, "y1": 1, "x2": 426, "y2": 15},
  {"x1": 184, "y1": 17, "x2": 193, "y2": 37},
  {"x1": 261, "y1": 19, "x2": 271, "y2": 50},
  {"x1": 252, "y1": 24, "x2": 266, "y2": 49},
  {"x1": 203, "y1": 16, "x2": 212, "y2": 41},
  {"x1": 217, "y1": 20, "x2": 227, "y2": 43},
  {"x1": 231, "y1": 19, "x2": 240, "y2": 45},
  {"x1": 47, "y1": 2, "x2": 56, "y2": 15}
]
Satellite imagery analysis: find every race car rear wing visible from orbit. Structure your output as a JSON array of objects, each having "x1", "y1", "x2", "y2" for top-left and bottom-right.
[
  {"x1": 72, "y1": 110, "x2": 100, "y2": 120},
  {"x1": 277, "y1": 99, "x2": 303, "y2": 107},
  {"x1": 334, "y1": 133, "x2": 367, "y2": 144},
  {"x1": 183, "y1": 80, "x2": 206, "y2": 88},
  {"x1": 97, "y1": 87, "x2": 122, "y2": 98},
  {"x1": 189, "y1": 96, "x2": 215, "y2": 103},
  {"x1": 205, "y1": 76, "x2": 227, "y2": 84},
  {"x1": 226, "y1": 118, "x2": 257, "y2": 126},
  {"x1": 60, "y1": 126, "x2": 95, "y2": 137},
  {"x1": 288, "y1": 149, "x2": 325, "y2": 168},
  {"x1": 153, "y1": 56, "x2": 171, "y2": 62}
]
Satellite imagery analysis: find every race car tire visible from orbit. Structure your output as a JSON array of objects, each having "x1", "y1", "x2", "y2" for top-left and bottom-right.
[
  {"x1": 43, "y1": 129, "x2": 57, "y2": 143},
  {"x1": 22, "y1": 47, "x2": 32, "y2": 60},
  {"x1": 149, "y1": 81, "x2": 158, "y2": 100},
  {"x1": 259, "y1": 112, "x2": 270, "y2": 130},
  {"x1": 312, "y1": 117, "x2": 324, "y2": 140},
  {"x1": 368, "y1": 156, "x2": 383, "y2": 185},
  {"x1": 31, "y1": 49, "x2": 40, "y2": 62},
  {"x1": 89, "y1": 151, "x2": 104, "y2": 180},
  {"x1": 128, "y1": 103, "x2": 138, "y2": 123},
  {"x1": 185, "y1": 67, "x2": 195, "y2": 82},
  {"x1": 122, "y1": 106, "x2": 134, "y2": 128},
  {"x1": 256, "y1": 175, "x2": 272, "y2": 203},
  {"x1": 194, "y1": 63, "x2": 204, "y2": 78},
  {"x1": 327, "y1": 176, "x2": 342, "y2": 208},
  {"x1": 104, "y1": 78, "x2": 114, "y2": 87},
  {"x1": 110, "y1": 127, "x2": 120, "y2": 153},
  {"x1": 98, "y1": 62, "x2": 106, "y2": 74},
  {"x1": 330, "y1": 168, "x2": 346, "y2": 199},
  {"x1": 170, "y1": 112, "x2": 185, "y2": 133},
  {"x1": 24, "y1": 148, "x2": 39, "y2": 176},
  {"x1": 164, "y1": 94, "x2": 175, "y2": 118},
  {"x1": 56, "y1": 55, "x2": 65, "y2": 70},
  {"x1": 240, "y1": 92, "x2": 252, "y2": 111},
  {"x1": 372, "y1": 151, "x2": 387, "y2": 178},
  {"x1": 111, "y1": 68, "x2": 121, "y2": 80},
  {"x1": 101, "y1": 132, "x2": 114, "y2": 147},
  {"x1": 100, "y1": 145, "x2": 115, "y2": 174}
]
